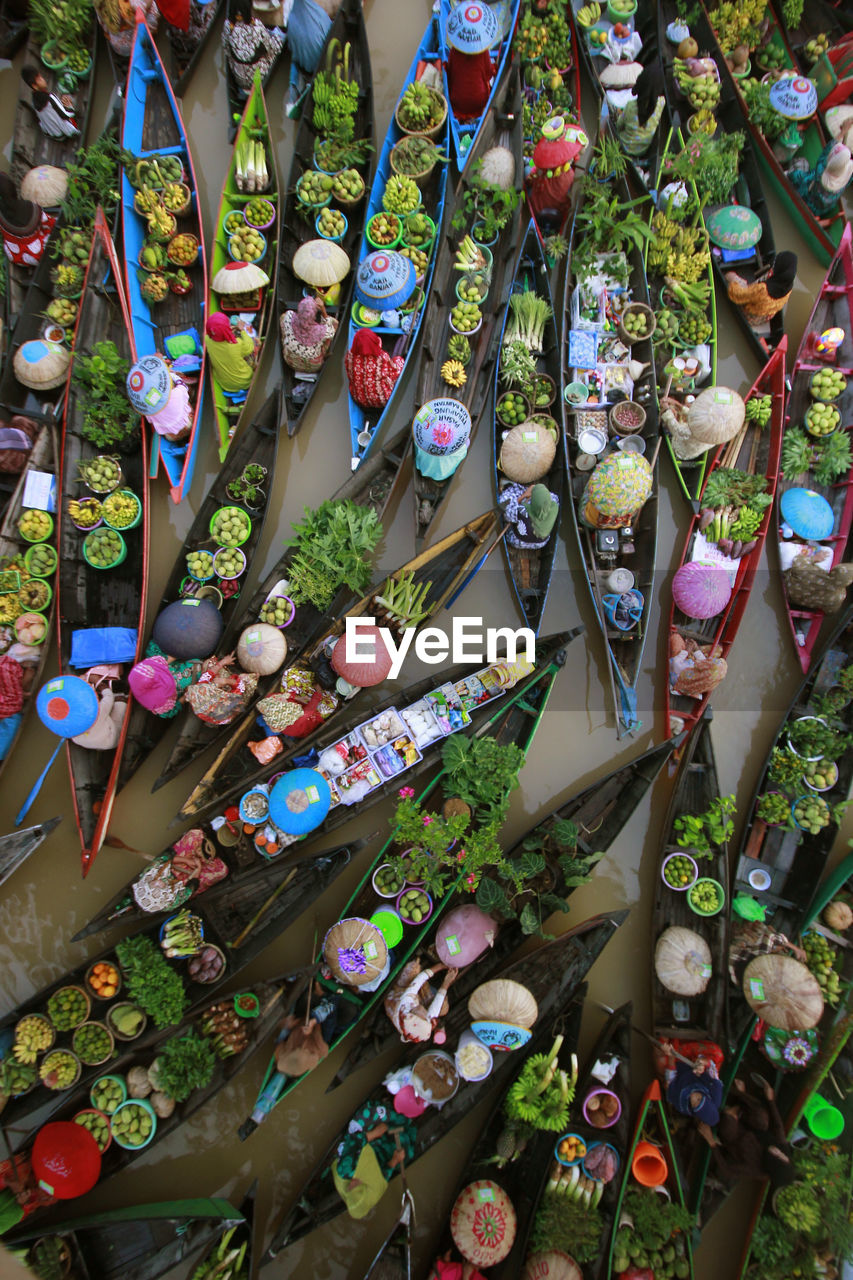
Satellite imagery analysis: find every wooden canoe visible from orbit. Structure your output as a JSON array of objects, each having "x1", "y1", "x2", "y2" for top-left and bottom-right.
[
  {"x1": 412, "y1": 60, "x2": 524, "y2": 551},
  {"x1": 518, "y1": 1002, "x2": 634, "y2": 1280},
  {"x1": 562, "y1": 169, "x2": 658, "y2": 738},
  {"x1": 492, "y1": 217, "x2": 566, "y2": 633},
  {"x1": 166, "y1": 0, "x2": 224, "y2": 98},
  {"x1": 333, "y1": 731, "x2": 678, "y2": 1090},
  {"x1": 666, "y1": 342, "x2": 787, "y2": 741},
  {"x1": 776, "y1": 223, "x2": 853, "y2": 672},
  {"x1": 279, "y1": 0, "x2": 373, "y2": 439},
  {"x1": 658, "y1": 0, "x2": 779, "y2": 367},
  {"x1": 58, "y1": 209, "x2": 149, "y2": 877},
  {"x1": 0, "y1": 232, "x2": 71, "y2": 422},
  {"x1": 347, "y1": 14, "x2": 449, "y2": 471},
  {"x1": 121, "y1": 17, "x2": 208, "y2": 504},
  {"x1": 438, "y1": 0, "x2": 521, "y2": 173},
  {"x1": 0, "y1": 975, "x2": 309, "y2": 1234},
  {"x1": 262, "y1": 909, "x2": 628, "y2": 1262},
  {"x1": 186, "y1": 1181, "x2": 258, "y2": 1280},
  {"x1": 5, "y1": 1197, "x2": 246, "y2": 1280},
  {"x1": 363, "y1": 1189, "x2": 415, "y2": 1280},
  {"x1": 117, "y1": 390, "x2": 280, "y2": 791},
  {"x1": 605, "y1": 1080, "x2": 695, "y2": 1280},
  {"x1": 150, "y1": 423, "x2": 408, "y2": 795},
  {"x1": 173, "y1": 508, "x2": 502, "y2": 823},
  {"x1": 0, "y1": 421, "x2": 59, "y2": 780},
  {"x1": 0, "y1": 817, "x2": 60, "y2": 892},
  {"x1": 236, "y1": 640, "x2": 570, "y2": 1140},
  {"x1": 207, "y1": 74, "x2": 280, "y2": 461},
  {"x1": 699, "y1": 0, "x2": 845, "y2": 266},
  {"x1": 421, "y1": 989, "x2": 587, "y2": 1278}
]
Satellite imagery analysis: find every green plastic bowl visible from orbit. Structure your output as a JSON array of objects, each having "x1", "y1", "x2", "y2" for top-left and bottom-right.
[
  {"x1": 110, "y1": 1097, "x2": 157, "y2": 1150},
  {"x1": 687, "y1": 877, "x2": 726, "y2": 917}
]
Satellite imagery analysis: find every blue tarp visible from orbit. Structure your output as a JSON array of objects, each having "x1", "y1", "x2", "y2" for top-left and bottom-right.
[
  {"x1": 70, "y1": 628, "x2": 139, "y2": 668},
  {"x1": 287, "y1": 0, "x2": 331, "y2": 73}
]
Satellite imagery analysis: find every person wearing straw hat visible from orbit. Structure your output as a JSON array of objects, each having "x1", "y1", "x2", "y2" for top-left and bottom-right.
[
  {"x1": 725, "y1": 251, "x2": 797, "y2": 347},
  {"x1": 790, "y1": 138, "x2": 853, "y2": 219},
  {"x1": 657, "y1": 1038, "x2": 724, "y2": 1128},
  {"x1": 445, "y1": 4, "x2": 496, "y2": 119},
  {"x1": 615, "y1": 61, "x2": 666, "y2": 158},
  {"x1": 497, "y1": 482, "x2": 559, "y2": 550},
  {"x1": 280, "y1": 296, "x2": 338, "y2": 373},
  {"x1": 345, "y1": 328, "x2": 405, "y2": 409},
  {"x1": 0, "y1": 173, "x2": 55, "y2": 269},
  {"x1": 21, "y1": 67, "x2": 78, "y2": 139},
  {"x1": 204, "y1": 311, "x2": 259, "y2": 393}
]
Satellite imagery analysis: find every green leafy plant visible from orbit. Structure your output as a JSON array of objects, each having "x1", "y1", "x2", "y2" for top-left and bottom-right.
[
  {"x1": 61, "y1": 134, "x2": 122, "y2": 229},
  {"x1": 814, "y1": 429, "x2": 852, "y2": 486},
  {"x1": 440, "y1": 735, "x2": 526, "y2": 824},
  {"x1": 666, "y1": 132, "x2": 745, "y2": 206},
  {"x1": 543, "y1": 233, "x2": 569, "y2": 265},
  {"x1": 768, "y1": 746, "x2": 806, "y2": 790},
  {"x1": 787, "y1": 716, "x2": 851, "y2": 761},
  {"x1": 774, "y1": 1181, "x2": 822, "y2": 1237},
  {"x1": 530, "y1": 1188, "x2": 604, "y2": 1262},
  {"x1": 285, "y1": 499, "x2": 382, "y2": 610},
  {"x1": 674, "y1": 795, "x2": 736, "y2": 857},
  {"x1": 781, "y1": 425, "x2": 815, "y2": 480},
  {"x1": 782, "y1": 0, "x2": 804, "y2": 29},
  {"x1": 756, "y1": 791, "x2": 792, "y2": 826},
  {"x1": 572, "y1": 181, "x2": 653, "y2": 276},
  {"x1": 71, "y1": 340, "x2": 138, "y2": 451},
  {"x1": 595, "y1": 134, "x2": 628, "y2": 182},
  {"x1": 499, "y1": 338, "x2": 538, "y2": 394},
  {"x1": 739, "y1": 78, "x2": 787, "y2": 141},
  {"x1": 115, "y1": 935, "x2": 189, "y2": 1029},
  {"x1": 451, "y1": 156, "x2": 523, "y2": 242},
  {"x1": 154, "y1": 1027, "x2": 216, "y2": 1102},
  {"x1": 611, "y1": 1188, "x2": 693, "y2": 1276}
]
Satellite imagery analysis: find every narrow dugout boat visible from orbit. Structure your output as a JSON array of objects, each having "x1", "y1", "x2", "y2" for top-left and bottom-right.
[
  {"x1": 0, "y1": 239, "x2": 67, "y2": 416},
  {"x1": 363, "y1": 1189, "x2": 415, "y2": 1280},
  {"x1": 186, "y1": 1181, "x2": 258, "y2": 1280},
  {"x1": 346, "y1": 14, "x2": 449, "y2": 471},
  {"x1": 775, "y1": 223, "x2": 853, "y2": 672},
  {"x1": 167, "y1": 0, "x2": 225, "y2": 98},
  {"x1": 518, "y1": 1002, "x2": 634, "y2": 1280},
  {"x1": 10, "y1": 28, "x2": 97, "y2": 191},
  {"x1": 121, "y1": 17, "x2": 208, "y2": 504},
  {"x1": 207, "y1": 74, "x2": 280, "y2": 461},
  {"x1": 666, "y1": 342, "x2": 786, "y2": 740},
  {"x1": 412, "y1": 61, "x2": 523, "y2": 550},
  {"x1": 605, "y1": 1080, "x2": 695, "y2": 1280},
  {"x1": 492, "y1": 217, "x2": 566, "y2": 633},
  {"x1": 174, "y1": 509, "x2": 501, "y2": 824},
  {"x1": 261, "y1": 910, "x2": 627, "y2": 1261},
  {"x1": 421, "y1": 990, "x2": 586, "y2": 1279},
  {"x1": 4, "y1": 1197, "x2": 246, "y2": 1280},
  {"x1": 0, "y1": 817, "x2": 60, "y2": 892},
  {"x1": 237, "y1": 643, "x2": 568, "y2": 1137},
  {"x1": 438, "y1": 0, "x2": 521, "y2": 173},
  {"x1": 777, "y1": 0, "x2": 850, "y2": 59},
  {"x1": 117, "y1": 391, "x2": 279, "y2": 791},
  {"x1": 0, "y1": 421, "x2": 59, "y2": 780},
  {"x1": 58, "y1": 210, "x2": 149, "y2": 877},
  {"x1": 278, "y1": 0, "x2": 373, "y2": 438},
  {"x1": 334, "y1": 732, "x2": 678, "y2": 1090}
]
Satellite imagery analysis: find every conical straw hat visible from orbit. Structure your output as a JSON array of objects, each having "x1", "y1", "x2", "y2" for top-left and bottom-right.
[{"x1": 323, "y1": 917, "x2": 388, "y2": 986}]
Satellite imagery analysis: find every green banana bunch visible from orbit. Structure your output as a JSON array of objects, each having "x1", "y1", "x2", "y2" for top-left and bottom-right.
[{"x1": 745, "y1": 393, "x2": 772, "y2": 425}]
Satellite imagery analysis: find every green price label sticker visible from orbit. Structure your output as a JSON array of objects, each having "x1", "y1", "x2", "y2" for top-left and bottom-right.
[
  {"x1": 446, "y1": 936, "x2": 461, "y2": 955},
  {"x1": 306, "y1": 786, "x2": 319, "y2": 803},
  {"x1": 363, "y1": 941, "x2": 377, "y2": 960},
  {"x1": 476, "y1": 1186, "x2": 495, "y2": 1203},
  {"x1": 750, "y1": 979, "x2": 765, "y2": 1000}
]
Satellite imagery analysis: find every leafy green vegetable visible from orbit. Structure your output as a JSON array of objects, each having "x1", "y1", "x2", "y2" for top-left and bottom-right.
[
  {"x1": 814, "y1": 429, "x2": 852, "y2": 486},
  {"x1": 530, "y1": 1188, "x2": 603, "y2": 1262},
  {"x1": 674, "y1": 795, "x2": 735, "y2": 857},
  {"x1": 702, "y1": 468, "x2": 771, "y2": 509},
  {"x1": 739, "y1": 79, "x2": 787, "y2": 142},
  {"x1": 504, "y1": 289, "x2": 554, "y2": 355},
  {"x1": 441, "y1": 736, "x2": 525, "y2": 823},
  {"x1": 286, "y1": 499, "x2": 382, "y2": 610},
  {"x1": 665, "y1": 131, "x2": 745, "y2": 206},
  {"x1": 155, "y1": 1028, "x2": 216, "y2": 1102},
  {"x1": 781, "y1": 425, "x2": 814, "y2": 480},
  {"x1": 115, "y1": 935, "x2": 189, "y2": 1029}
]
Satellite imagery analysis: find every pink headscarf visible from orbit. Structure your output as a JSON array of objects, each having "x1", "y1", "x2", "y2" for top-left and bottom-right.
[
  {"x1": 206, "y1": 312, "x2": 238, "y2": 344},
  {"x1": 128, "y1": 654, "x2": 178, "y2": 715},
  {"x1": 291, "y1": 296, "x2": 332, "y2": 345}
]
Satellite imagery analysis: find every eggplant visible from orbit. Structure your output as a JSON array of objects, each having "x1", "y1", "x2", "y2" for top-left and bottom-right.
[
  {"x1": 739, "y1": 538, "x2": 758, "y2": 558},
  {"x1": 717, "y1": 538, "x2": 734, "y2": 556},
  {"x1": 698, "y1": 508, "x2": 715, "y2": 531}
]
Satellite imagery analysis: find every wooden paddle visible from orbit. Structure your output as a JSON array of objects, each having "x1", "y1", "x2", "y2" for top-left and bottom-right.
[
  {"x1": 226, "y1": 866, "x2": 300, "y2": 949},
  {"x1": 593, "y1": 1001, "x2": 694, "y2": 1066}
]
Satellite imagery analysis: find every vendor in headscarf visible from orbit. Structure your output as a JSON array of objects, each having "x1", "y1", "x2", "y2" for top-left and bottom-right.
[
  {"x1": 21, "y1": 67, "x2": 79, "y2": 139},
  {"x1": 384, "y1": 959, "x2": 459, "y2": 1044},
  {"x1": 726, "y1": 251, "x2": 797, "y2": 347},
  {"x1": 128, "y1": 643, "x2": 207, "y2": 719},
  {"x1": 790, "y1": 138, "x2": 853, "y2": 219},
  {"x1": 498, "y1": 483, "x2": 560, "y2": 549},
  {"x1": 222, "y1": 0, "x2": 284, "y2": 96},
  {"x1": 0, "y1": 173, "x2": 55, "y2": 269},
  {"x1": 280, "y1": 296, "x2": 338, "y2": 373},
  {"x1": 526, "y1": 117, "x2": 586, "y2": 228},
  {"x1": 657, "y1": 1038, "x2": 724, "y2": 1129},
  {"x1": 345, "y1": 329, "x2": 405, "y2": 409},
  {"x1": 204, "y1": 311, "x2": 258, "y2": 393},
  {"x1": 615, "y1": 61, "x2": 666, "y2": 157}
]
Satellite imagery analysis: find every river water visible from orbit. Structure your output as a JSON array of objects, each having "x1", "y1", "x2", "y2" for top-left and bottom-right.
[{"x1": 0, "y1": 5, "x2": 850, "y2": 1277}]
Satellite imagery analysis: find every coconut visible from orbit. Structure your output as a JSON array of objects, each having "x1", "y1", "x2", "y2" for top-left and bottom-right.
[
  {"x1": 731, "y1": 43, "x2": 750, "y2": 68},
  {"x1": 479, "y1": 144, "x2": 516, "y2": 190},
  {"x1": 498, "y1": 422, "x2": 556, "y2": 484},
  {"x1": 678, "y1": 36, "x2": 698, "y2": 58},
  {"x1": 127, "y1": 1065, "x2": 152, "y2": 1097}
]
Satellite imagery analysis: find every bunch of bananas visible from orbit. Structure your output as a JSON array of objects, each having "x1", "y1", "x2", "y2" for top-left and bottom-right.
[
  {"x1": 441, "y1": 359, "x2": 467, "y2": 388},
  {"x1": 576, "y1": 1, "x2": 601, "y2": 25},
  {"x1": 746, "y1": 393, "x2": 772, "y2": 425},
  {"x1": 649, "y1": 214, "x2": 709, "y2": 283}
]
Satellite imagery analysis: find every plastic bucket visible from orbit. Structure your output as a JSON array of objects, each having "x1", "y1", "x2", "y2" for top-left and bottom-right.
[
  {"x1": 102, "y1": 490, "x2": 142, "y2": 531},
  {"x1": 369, "y1": 907, "x2": 404, "y2": 949},
  {"x1": 582, "y1": 1087, "x2": 622, "y2": 1128},
  {"x1": 632, "y1": 1140, "x2": 668, "y2": 1187},
  {"x1": 111, "y1": 1097, "x2": 157, "y2": 1150},
  {"x1": 366, "y1": 213, "x2": 402, "y2": 250},
  {"x1": 804, "y1": 1093, "x2": 845, "y2": 1140},
  {"x1": 209, "y1": 506, "x2": 252, "y2": 548},
  {"x1": 454, "y1": 1027, "x2": 493, "y2": 1083},
  {"x1": 82, "y1": 529, "x2": 127, "y2": 571}
]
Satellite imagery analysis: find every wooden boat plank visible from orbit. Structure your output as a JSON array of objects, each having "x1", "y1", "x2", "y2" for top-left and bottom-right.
[{"x1": 0, "y1": 818, "x2": 61, "y2": 892}]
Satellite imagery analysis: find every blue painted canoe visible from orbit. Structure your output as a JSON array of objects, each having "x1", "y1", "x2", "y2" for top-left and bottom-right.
[
  {"x1": 439, "y1": 0, "x2": 522, "y2": 172},
  {"x1": 121, "y1": 16, "x2": 208, "y2": 504},
  {"x1": 347, "y1": 14, "x2": 449, "y2": 471}
]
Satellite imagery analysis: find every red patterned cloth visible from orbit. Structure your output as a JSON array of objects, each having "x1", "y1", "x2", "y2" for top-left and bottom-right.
[
  {"x1": 0, "y1": 656, "x2": 24, "y2": 717},
  {"x1": 345, "y1": 329, "x2": 405, "y2": 410},
  {"x1": 446, "y1": 47, "x2": 494, "y2": 118},
  {"x1": 1, "y1": 208, "x2": 55, "y2": 267}
]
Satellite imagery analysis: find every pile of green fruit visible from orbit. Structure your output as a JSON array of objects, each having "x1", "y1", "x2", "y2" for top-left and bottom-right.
[
  {"x1": 13, "y1": 1014, "x2": 54, "y2": 1064},
  {"x1": 259, "y1": 596, "x2": 293, "y2": 626},
  {"x1": 245, "y1": 197, "x2": 275, "y2": 227},
  {"x1": 139, "y1": 241, "x2": 168, "y2": 271},
  {"x1": 404, "y1": 211, "x2": 434, "y2": 246},
  {"x1": 804, "y1": 32, "x2": 830, "y2": 62},
  {"x1": 805, "y1": 402, "x2": 840, "y2": 437},
  {"x1": 757, "y1": 791, "x2": 791, "y2": 825},
  {"x1": 26, "y1": 544, "x2": 57, "y2": 576},
  {"x1": 498, "y1": 393, "x2": 528, "y2": 425},
  {"x1": 332, "y1": 169, "x2": 365, "y2": 203},
  {"x1": 18, "y1": 509, "x2": 52, "y2": 542},
  {"x1": 399, "y1": 245, "x2": 429, "y2": 276},
  {"x1": 397, "y1": 888, "x2": 430, "y2": 923},
  {"x1": 382, "y1": 175, "x2": 420, "y2": 216},
  {"x1": 664, "y1": 854, "x2": 697, "y2": 888},
  {"x1": 803, "y1": 929, "x2": 842, "y2": 1005},
  {"x1": 112, "y1": 1100, "x2": 155, "y2": 1147},
  {"x1": 801, "y1": 757, "x2": 839, "y2": 790},
  {"x1": 91, "y1": 1074, "x2": 125, "y2": 1114},
  {"x1": 46, "y1": 297, "x2": 78, "y2": 328},
  {"x1": 622, "y1": 308, "x2": 649, "y2": 338},
  {"x1": 612, "y1": 1214, "x2": 691, "y2": 1279},
  {"x1": 168, "y1": 233, "x2": 199, "y2": 266},
  {"x1": 80, "y1": 456, "x2": 121, "y2": 492},
  {"x1": 228, "y1": 225, "x2": 266, "y2": 263},
  {"x1": 211, "y1": 508, "x2": 250, "y2": 546},
  {"x1": 66, "y1": 45, "x2": 90, "y2": 72},
  {"x1": 186, "y1": 549, "x2": 214, "y2": 579},
  {"x1": 108, "y1": 1004, "x2": 146, "y2": 1039},
  {"x1": 688, "y1": 878, "x2": 723, "y2": 914},
  {"x1": 450, "y1": 300, "x2": 482, "y2": 333},
  {"x1": 373, "y1": 864, "x2": 403, "y2": 895},
  {"x1": 810, "y1": 368, "x2": 845, "y2": 402},
  {"x1": 678, "y1": 313, "x2": 712, "y2": 345},
  {"x1": 72, "y1": 1021, "x2": 113, "y2": 1065},
  {"x1": 756, "y1": 42, "x2": 786, "y2": 70},
  {"x1": 213, "y1": 547, "x2": 245, "y2": 579},
  {"x1": 83, "y1": 528, "x2": 125, "y2": 569},
  {"x1": 296, "y1": 171, "x2": 334, "y2": 206},
  {"x1": 367, "y1": 211, "x2": 401, "y2": 245},
  {"x1": 457, "y1": 273, "x2": 487, "y2": 303},
  {"x1": 74, "y1": 1108, "x2": 111, "y2": 1151},
  {"x1": 39, "y1": 1049, "x2": 80, "y2": 1090},
  {"x1": 317, "y1": 207, "x2": 346, "y2": 239},
  {"x1": 793, "y1": 793, "x2": 830, "y2": 833},
  {"x1": 223, "y1": 210, "x2": 244, "y2": 235},
  {"x1": 655, "y1": 309, "x2": 679, "y2": 343},
  {"x1": 57, "y1": 227, "x2": 89, "y2": 264},
  {"x1": 47, "y1": 986, "x2": 89, "y2": 1031},
  {"x1": 103, "y1": 490, "x2": 140, "y2": 530},
  {"x1": 161, "y1": 181, "x2": 189, "y2": 213},
  {"x1": 0, "y1": 1058, "x2": 36, "y2": 1095},
  {"x1": 746, "y1": 393, "x2": 772, "y2": 424}
]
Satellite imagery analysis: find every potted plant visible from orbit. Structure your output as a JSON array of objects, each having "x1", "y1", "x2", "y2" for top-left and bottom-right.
[
  {"x1": 440, "y1": 734, "x2": 526, "y2": 824},
  {"x1": 152, "y1": 1026, "x2": 216, "y2": 1102},
  {"x1": 26, "y1": 1236, "x2": 73, "y2": 1280},
  {"x1": 390, "y1": 134, "x2": 446, "y2": 182},
  {"x1": 71, "y1": 339, "x2": 138, "y2": 452},
  {"x1": 673, "y1": 794, "x2": 736, "y2": 858},
  {"x1": 767, "y1": 746, "x2": 806, "y2": 791},
  {"x1": 824, "y1": 663, "x2": 853, "y2": 711},
  {"x1": 787, "y1": 715, "x2": 849, "y2": 762},
  {"x1": 314, "y1": 135, "x2": 373, "y2": 176}
]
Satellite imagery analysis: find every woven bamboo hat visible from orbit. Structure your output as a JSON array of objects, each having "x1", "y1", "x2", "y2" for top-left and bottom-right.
[{"x1": 323, "y1": 917, "x2": 388, "y2": 987}]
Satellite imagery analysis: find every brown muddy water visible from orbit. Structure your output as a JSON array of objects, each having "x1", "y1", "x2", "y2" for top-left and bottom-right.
[{"x1": 0, "y1": 6, "x2": 850, "y2": 1277}]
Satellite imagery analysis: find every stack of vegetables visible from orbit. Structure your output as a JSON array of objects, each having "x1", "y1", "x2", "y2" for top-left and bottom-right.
[
  {"x1": 610, "y1": 1188, "x2": 693, "y2": 1278},
  {"x1": 694, "y1": 456, "x2": 773, "y2": 561},
  {"x1": 0, "y1": 508, "x2": 56, "y2": 644},
  {"x1": 125, "y1": 151, "x2": 201, "y2": 305},
  {"x1": 753, "y1": 689, "x2": 853, "y2": 836}
]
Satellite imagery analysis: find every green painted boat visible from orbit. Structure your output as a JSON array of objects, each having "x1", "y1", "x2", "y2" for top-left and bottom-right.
[{"x1": 206, "y1": 73, "x2": 280, "y2": 462}]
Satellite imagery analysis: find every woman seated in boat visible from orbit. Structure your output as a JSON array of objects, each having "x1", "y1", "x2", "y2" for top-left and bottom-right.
[
  {"x1": 287, "y1": 0, "x2": 342, "y2": 75},
  {"x1": 204, "y1": 311, "x2": 259, "y2": 393},
  {"x1": 145, "y1": 358, "x2": 194, "y2": 444},
  {"x1": 527, "y1": 118, "x2": 586, "y2": 229},
  {"x1": 0, "y1": 173, "x2": 55, "y2": 269},
  {"x1": 345, "y1": 328, "x2": 405, "y2": 410},
  {"x1": 698, "y1": 1075, "x2": 795, "y2": 1191},
  {"x1": 71, "y1": 666, "x2": 128, "y2": 752},
  {"x1": 94, "y1": 0, "x2": 159, "y2": 58},
  {"x1": 497, "y1": 482, "x2": 559, "y2": 551},
  {"x1": 790, "y1": 138, "x2": 853, "y2": 221},
  {"x1": 222, "y1": 0, "x2": 284, "y2": 97},
  {"x1": 280, "y1": 296, "x2": 338, "y2": 375},
  {"x1": 384, "y1": 959, "x2": 459, "y2": 1045},
  {"x1": 614, "y1": 62, "x2": 666, "y2": 158},
  {"x1": 726, "y1": 251, "x2": 797, "y2": 349},
  {"x1": 656, "y1": 1037, "x2": 724, "y2": 1129},
  {"x1": 445, "y1": 35, "x2": 495, "y2": 120},
  {"x1": 21, "y1": 67, "x2": 79, "y2": 139}
]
